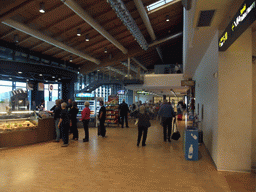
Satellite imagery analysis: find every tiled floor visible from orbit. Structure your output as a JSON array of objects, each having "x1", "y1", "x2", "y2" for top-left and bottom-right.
[{"x1": 0, "y1": 118, "x2": 255, "y2": 192}]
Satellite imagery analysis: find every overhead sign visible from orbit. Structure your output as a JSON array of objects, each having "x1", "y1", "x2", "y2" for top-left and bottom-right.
[
  {"x1": 181, "y1": 80, "x2": 195, "y2": 86},
  {"x1": 219, "y1": 0, "x2": 256, "y2": 51}
]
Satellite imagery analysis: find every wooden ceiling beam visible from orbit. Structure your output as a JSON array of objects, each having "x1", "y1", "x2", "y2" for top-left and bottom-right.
[
  {"x1": 0, "y1": 0, "x2": 33, "y2": 23},
  {"x1": 17, "y1": 2, "x2": 65, "y2": 45}
]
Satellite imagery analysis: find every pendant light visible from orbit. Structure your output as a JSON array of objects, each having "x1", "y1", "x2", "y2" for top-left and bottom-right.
[
  {"x1": 39, "y1": 2, "x2": 45, "y2": 13},
  {"x1": 77, "y1": 28, "x2": 81, "y2": 36}
]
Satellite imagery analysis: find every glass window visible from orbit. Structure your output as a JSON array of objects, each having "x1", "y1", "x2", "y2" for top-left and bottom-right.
[
  {"x1": 16, "y1": 82, "x2": 26, "y2": 87},
  {"x1": 53, "y1": 84, "x2": 58, "y2": 90},
  {"x1": 147, "y1": 0, "x2": 174, "y2": 11},
  {"x1": 0, "y1": 86, "x2": 12, "y2": 94},
  {"x1": 0, "y1": 80, "x2": 12, "y2": 86},
  {"x1": 52, "y1": 90, "x2": 58, "y2": 101}
]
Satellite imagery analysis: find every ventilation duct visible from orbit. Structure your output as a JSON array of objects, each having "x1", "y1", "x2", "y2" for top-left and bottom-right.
[
  {"x1": 107, "y1": 0, "x2": 149, "y2": 50},
  {"x1": 197, "y1": 10, "x2": 215, "y2": 27}
]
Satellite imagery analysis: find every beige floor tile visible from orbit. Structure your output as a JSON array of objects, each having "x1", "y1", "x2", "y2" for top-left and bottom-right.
[{"x1": 0, "y1": 119, "x2": 255, "y2": 192}]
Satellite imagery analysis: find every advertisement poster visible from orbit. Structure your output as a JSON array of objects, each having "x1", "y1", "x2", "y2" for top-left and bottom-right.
[
  {"x1": 108, "y1": 95, "x2": 119, "y2": 105},
  {"x1": 38, "y1": 83, "x2": 44, "y2": 91}
]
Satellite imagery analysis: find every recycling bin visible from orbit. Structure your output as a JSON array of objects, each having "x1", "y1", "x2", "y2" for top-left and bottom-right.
[{"x1": 184, "y1": 127, "x2": 199, "y2": 161}]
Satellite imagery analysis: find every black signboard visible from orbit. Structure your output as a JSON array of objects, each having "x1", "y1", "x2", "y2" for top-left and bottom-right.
[{"x1": 219, "y1": 0, "x2": 256, "y2": 51}]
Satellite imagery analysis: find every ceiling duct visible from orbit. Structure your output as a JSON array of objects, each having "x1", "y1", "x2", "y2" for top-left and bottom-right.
[
  {"x1": 107, "y1": 0, "x2": 149, "y2": 50},
  {"x1": 61, "y1": 0, "x2": 128, "y2": 54},
  {"x1": 2, "y1": 19, "x2": 101, "y2": 65},
  {"x1": 134, "y1": 0, "x2": 164, "y2": 63}
]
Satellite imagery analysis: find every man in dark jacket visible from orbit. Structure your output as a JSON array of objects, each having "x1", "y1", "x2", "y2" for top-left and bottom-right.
[
  {"x1": 119, "y1": 99, "x2": 129, "y2": 128},
  {"x1": 158, "y1": 99, "x2": 175, "y2": 142}
]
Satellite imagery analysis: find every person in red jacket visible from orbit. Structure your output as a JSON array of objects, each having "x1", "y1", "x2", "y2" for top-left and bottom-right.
[{"x1": 80, "y1": 101, "x2": 90, "y2": 142}]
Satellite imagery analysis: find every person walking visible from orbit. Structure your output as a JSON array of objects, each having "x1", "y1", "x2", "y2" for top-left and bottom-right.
[
  {"x1": 80, "y1": 101, "x2": 90, "y2": 142},
  {"x1": 69, "y1": 101, "x2": 79, "y2": 141},
  {"x1": 98, "y1": 100, "x2": 106, "y2": 137},
  {"x1": 58, "y1": 102, "x2": 70, "y2": 147},
  {"x1": 158, "y1": 99, "x2": 175, "y2": 142},
  {"x1": 119, "y1": 99, "x2": 129, "y2": 128},
  {"x1": 136, "y1": 105, "x2": 151, "y2": 147}
]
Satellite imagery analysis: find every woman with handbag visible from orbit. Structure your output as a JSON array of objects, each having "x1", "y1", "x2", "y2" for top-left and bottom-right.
[{"x1": 136, "y1": 105, "x2": 151, "y2": 147}]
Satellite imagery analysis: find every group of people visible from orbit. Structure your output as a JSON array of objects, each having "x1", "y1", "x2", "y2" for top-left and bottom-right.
[
  {"x1": 48, "y1": 99, "x2": 107, "y2": 147},
  {"x1": 134, "y1": 99, "x2": 176, "y2": 146},
  {"x1": 47, "y1": 97, "x2": 183, "y2": 148}
]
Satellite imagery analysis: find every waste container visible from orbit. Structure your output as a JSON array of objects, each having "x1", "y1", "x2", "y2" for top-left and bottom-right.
[{"x1": 184, "y1": 127, "x2": 199, "y2": 161}]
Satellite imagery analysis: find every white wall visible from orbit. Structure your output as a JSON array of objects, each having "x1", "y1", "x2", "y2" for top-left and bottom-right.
[
  {"x1": 218, "y1": 28, "x2": 252, "y2": 172},
  {"x1": 194, "y1": 31, "x2": 219, "y2": 166}
]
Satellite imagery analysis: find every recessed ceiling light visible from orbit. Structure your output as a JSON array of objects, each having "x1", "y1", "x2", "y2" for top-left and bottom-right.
[
  {"x1": 18, "y1": 71, "x2": 22, "y2": 74},
  {"x1": 39, "y1": 74, "x2": 43, "y2": 76},
  {"x1": 69, "y1": 56, "x2": 73, "y2": 62},
  {"x1": 52, "y1": 76, "x2": 55, "y2": 78},
  {"x1": 104, "y1": 48, "x2": 107, "y2": 53},
  {"x1": 58, "y1": 78, "x2": 61, "y2": 80},
  {"x1": 39, "y1": 2, "x2": 45, "y2": 13}
]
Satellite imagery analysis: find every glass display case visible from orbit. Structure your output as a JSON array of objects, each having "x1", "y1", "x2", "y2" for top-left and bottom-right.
[{"x1": 0, "y1": 111, "x2": 38, "y2": 133}]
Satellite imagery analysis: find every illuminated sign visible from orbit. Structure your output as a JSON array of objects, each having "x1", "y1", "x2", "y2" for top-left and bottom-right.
[{"x1": 219, "y1": 0, "x2": 256, "y2": 51}]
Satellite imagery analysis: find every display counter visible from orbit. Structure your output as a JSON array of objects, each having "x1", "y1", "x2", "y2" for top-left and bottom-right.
[{"x1": 0, "y1": 111, "x2": 55, "y2": 148}]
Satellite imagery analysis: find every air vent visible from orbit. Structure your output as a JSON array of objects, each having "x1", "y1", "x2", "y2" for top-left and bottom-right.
[{"x1": 197, "y1": 10, "x2": 215, "y2": 27}]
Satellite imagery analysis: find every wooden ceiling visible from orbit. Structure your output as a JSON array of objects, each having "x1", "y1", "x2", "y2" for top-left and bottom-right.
[{"x1": 0, "y1": 0, "x2": 183, "y2": 79}]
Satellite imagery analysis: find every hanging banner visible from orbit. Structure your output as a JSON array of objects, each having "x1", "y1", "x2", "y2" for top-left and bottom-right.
[
  {"x1": 49, "y1": 84, "x2": 54, "y2": 92},
  {"x1": 219, "y1": 0, "x2": 256, "y2": 51}
]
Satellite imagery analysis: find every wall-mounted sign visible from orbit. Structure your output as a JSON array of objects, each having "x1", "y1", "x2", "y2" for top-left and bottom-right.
[
  {"x1": 117, "y1": 90, "x2": 125, "y2": 95},
  {"x1": 219, "y1": 0, "x2": 256, "y2": 51},
  {"x1": 181, "y1": 80, "x2": 195, "y2": 86}
]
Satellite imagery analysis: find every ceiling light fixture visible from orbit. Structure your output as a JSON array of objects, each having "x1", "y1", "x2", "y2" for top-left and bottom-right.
[
  {"x1": 58, "y1": 78, "x2": 61, "y2": 80},
  {"x1": 77, "y1": 28, "x2": 81, "y2": 36},
  {"x1": 14, "y1": 34, "x2": 19, "y2": 43},
  {"x1": 45, "y1": 80, "x2": 48, "y2": 82},
  {"x1": 9, "y1": 78, "x2": 12, "y2": 80},
  {"x1": 26, "y1": 79, "x2": 29, "y2": 81},
  {"x1": 18, "y1": 71, "x2": 22, "y2": 74},
  {"x1": 52, "y1": 76, "x2": 55, "y2": 78},
  {"x1": 69, "y1": 56, "x2": 73, "y2": 62},
  {"x1": 39, "y1": 2, "x2": 45, "y2": 13},
  {"x1": 104, "y1": 48, "x2": 107, "y2": 53},
  {"x1": 166, "y1": 15, "x2": 170, "y2": 22},
  {"x1": 39, "y1": 74, "x2": 43, "y2": 76},
  {"x1": 55, "y1": 80, "x2": 58, "y2": 82},
  {"x1": 85, "y1": 34, "x2": 89, "y2": 41}
]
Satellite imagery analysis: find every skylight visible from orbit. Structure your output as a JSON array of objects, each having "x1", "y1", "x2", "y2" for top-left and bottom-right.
[{"x1": 146, "y1": 0, "x2": 174, "y2": 12}]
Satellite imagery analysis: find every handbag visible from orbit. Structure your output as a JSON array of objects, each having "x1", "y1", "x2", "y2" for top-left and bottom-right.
[{"x1": 171, "y1": 117, "x2": 181, "y2": 140}]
